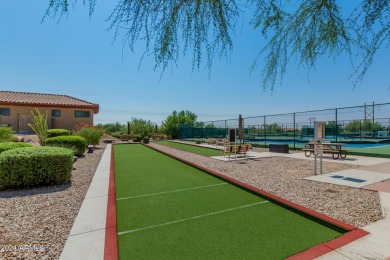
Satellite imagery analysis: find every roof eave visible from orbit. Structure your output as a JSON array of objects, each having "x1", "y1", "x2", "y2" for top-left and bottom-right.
[{"x1": 0, "y1": 102, "x2": 99, "y2": 114}]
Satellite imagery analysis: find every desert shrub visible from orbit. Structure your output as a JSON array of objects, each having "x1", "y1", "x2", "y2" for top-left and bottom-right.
[
  {"x1": 110, "y1": 133, "x2": 121, "y2": 139},
  {"x1": 0, "y1": 142, "x2": 32, "y2": 153},
  {"x1": 28, "y1": 108, "x2": 48, "y2": 146},
  {"x1": 45, "y1": 136, "x2": 87, "y2": 156},
  {"x1": 150, "y1": 134, "x2": 167, "y2": 140},
  {"x1": 74, "y1": 126, "x2": 104, "y2": 145},
  {"x1": 142, "y1": 137, "x2": 150, "y2": 144},
  {"x1": 0, "y1": 127, "x2": 13, "y2": 142},
  {"x1": 47, "y1": 129, "x2": 70, "y2": 138},
  {"x1": 0, "y1": 146, "x2": 73, "y2": 190}
]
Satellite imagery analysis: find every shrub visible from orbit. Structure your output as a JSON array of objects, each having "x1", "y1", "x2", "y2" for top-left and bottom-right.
[
  {"x1": 74, "y1": 126, "x2": 104, "y2": 146},
  {"x1": 0, "y1": 142, "x2": 32, "y2": 153},
  {"x1": 28, "y1": 108, "x2": 48, "y2": 146},
  {"x1": 47, "y1": 129, "x2": 70, "y2": 138},
  {"x1": 110, "y1": 133, "x2": 121, "y2": 139},
  {"x1": 142, "y1": 137, "x2": 150, "y2": 144},
  {"x1": 45, "y1": 136, "x2": 87, "y2": 156},
  {"x1": 0, "y1": 127, "x2": 13, "y2": 142},
  {"x1": 0, "y1": 146, "x2": 73, "y2": 190}
]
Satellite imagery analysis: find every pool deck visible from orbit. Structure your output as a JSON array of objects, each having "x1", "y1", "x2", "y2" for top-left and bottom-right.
[{"x1": 60, "y1": 143, "x2": 390, "y2": 259}]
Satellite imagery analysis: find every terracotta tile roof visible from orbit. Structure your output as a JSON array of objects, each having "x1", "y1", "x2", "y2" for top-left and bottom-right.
[{"x1": 0, "y1": 91, "x2": 99, "y2": 113}]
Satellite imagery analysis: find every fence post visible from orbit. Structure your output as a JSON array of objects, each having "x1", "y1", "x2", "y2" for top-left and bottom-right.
[
  {"x1": 264, "y1": 116, "x2": 267, "y2": 147},
  {"x1": 335, "y1": 108, "x2": 338, "y2": 142},
  {"x1": 293, "y1": 113, "x2": 296, "y2": 149}
]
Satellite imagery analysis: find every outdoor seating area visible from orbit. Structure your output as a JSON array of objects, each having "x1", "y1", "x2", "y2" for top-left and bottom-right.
[
  {"x1": 206, "y1": 138, "x2": 217, "y2": 145},
  {"x1": 221, "y1": 143, "x2": 252, "y2": 160},
  {"x1": 302, "y1": 141, "x2": 348, "y2": 159}
]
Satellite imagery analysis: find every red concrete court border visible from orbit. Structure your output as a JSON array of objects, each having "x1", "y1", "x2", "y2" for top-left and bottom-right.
[
  {"x1": 104, "y1": 146, "x2": 118, "y2": 260},
  {"x1": 145, "y1": 144, "x2": 369, "y2": 259}
]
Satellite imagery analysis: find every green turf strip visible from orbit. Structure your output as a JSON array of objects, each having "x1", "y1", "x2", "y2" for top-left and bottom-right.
[
  {"x1": 114, "y1": 144, "x2": 343, "y2": 259},
  {"x1": 116, "y1": 183, "x2": 267, "y2": 232},
  {"x1": 155, "y1": 140, "x2": 223, "y2": 156},
  {"x1": 114, "y1": 144, "x2": 222, "y2": 198},
  {"x1": 117, "y1": 202, "x2": 340, "y2": 259}
]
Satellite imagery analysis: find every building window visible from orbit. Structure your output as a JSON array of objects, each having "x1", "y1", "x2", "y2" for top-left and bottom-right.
[
  {"x1": 52, "y1": 109, "x2": 61, "y2": 117},
  {"x1": 75, "y1": 110, "x2": 90, "y2": 118},
  {"x1": 0, "y1": 108, "x2": 10, "y2": 116}
]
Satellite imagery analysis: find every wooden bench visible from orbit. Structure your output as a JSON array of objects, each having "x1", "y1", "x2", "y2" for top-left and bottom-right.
[
  {"x1": 207, "y1": 138, "x2": 217, "y2": 145},
  {"x1": 222, "y1": 143, "x2": 252, "y2": 160},
  {"x1": 216, "y1": 138, "x2": 228, "y2": 146},
  {"x1": 238, "y1": 144, "x2": 252, "y2": 157}
]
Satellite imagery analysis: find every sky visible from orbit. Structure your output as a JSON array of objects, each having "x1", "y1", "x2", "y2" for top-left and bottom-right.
[{"x1": 0, "y1": 1, "x2": 389, "y2": 125}]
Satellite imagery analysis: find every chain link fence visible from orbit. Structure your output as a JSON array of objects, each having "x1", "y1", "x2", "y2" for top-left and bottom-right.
[{"x1": 180, "y1": 102, "x2": 390, "y2": 148}]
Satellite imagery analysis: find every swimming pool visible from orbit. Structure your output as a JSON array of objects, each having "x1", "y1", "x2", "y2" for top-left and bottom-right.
[{"x1": 243, "y1": 139, "x2": 390, "y2": 149}]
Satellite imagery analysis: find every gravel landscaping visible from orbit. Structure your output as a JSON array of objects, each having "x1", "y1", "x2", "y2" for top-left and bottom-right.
[
  {"x1": 0, "y1": 139, "x2": 107, "y2": 259},
  {"x1": 148, "y1": 142, "x2": 383, "y2": 228}
]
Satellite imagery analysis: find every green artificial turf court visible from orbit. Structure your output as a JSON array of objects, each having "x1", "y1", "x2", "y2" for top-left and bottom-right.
[
  {"x1": 114, "y1": 144, "x2": 345, "y2": 259},
  {"x1": 155, "y1": 140, "x2": 223, "y2": 156}
]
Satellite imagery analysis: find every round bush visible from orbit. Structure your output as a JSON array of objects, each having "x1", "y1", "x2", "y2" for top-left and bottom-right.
[
  {"x1": 0, "y1": 146, "x2": 73, "y2": 190},
  {"x1": 74, "y1": 127, "x2": 104, "y2": 145},
  {"x1": 0, "y1": 142, "x2": 33, "y2": 153},
  {"x1": 47, "y1": 129, "x2": 71, "y2": 138},
  {"x1": 45, "y1": 136, "x2": 87, "y2": 156}
]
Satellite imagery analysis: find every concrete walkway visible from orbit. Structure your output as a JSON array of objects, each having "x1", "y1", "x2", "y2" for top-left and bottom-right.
[
  {"x1": 316, "y1": 191, "x2": 390, "y2": 259},
  {"x1": 60, "y1": 143, "x2": 390, "y2": 259},
  {"x1": 60, "y1": 144, "x2": 112, "y2": 260}
]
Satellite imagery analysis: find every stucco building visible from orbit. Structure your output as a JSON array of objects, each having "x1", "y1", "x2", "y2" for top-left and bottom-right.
[{"x1": 0, "y1": 91, "x2": 99, "y2": 134}]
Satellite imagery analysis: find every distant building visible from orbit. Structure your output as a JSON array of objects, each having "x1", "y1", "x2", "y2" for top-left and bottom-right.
[{"x1": 0, "y1": 91, "x2": 99, "y2": 134}]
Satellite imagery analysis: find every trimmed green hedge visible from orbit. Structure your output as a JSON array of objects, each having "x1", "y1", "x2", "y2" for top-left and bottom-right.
[
  {"x1": 45, "y1": 136, "x2": 87, "y2": 156},
  {"x1": 0, "y1": 142, "x2": 33, "y2": 153},
  {"x1": 0, "y1": 146, "x2": 73, "y2": 190},
  {"x1": 47, "y1": 129, "x2": 71, "y2": 137}
]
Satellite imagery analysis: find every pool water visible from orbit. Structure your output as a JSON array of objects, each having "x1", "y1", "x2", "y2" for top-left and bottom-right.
[{"x1": 245, "y1": 140, "x2": 390, "y2": 149}]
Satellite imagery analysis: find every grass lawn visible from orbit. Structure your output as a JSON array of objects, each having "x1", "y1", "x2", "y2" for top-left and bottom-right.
[
  {"x1": 155, "y1": 140, "x2": 223, "y2": 156},
  {"x1": 347, "y1": 145, "x2": 390, "y2": 157},
  {"x1": 114, "y1": 144, "x2": 344, "y2": 259}
]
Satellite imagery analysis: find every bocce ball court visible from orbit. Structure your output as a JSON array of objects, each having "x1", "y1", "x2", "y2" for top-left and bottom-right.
[{"x1": 105, "y1": 144, "x2": 367, "y2": 259}]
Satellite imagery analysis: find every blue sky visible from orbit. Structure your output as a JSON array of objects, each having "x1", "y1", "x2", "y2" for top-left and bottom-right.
[{"x1": 0, "y1": 1, "x2": 389, "y2": 125}]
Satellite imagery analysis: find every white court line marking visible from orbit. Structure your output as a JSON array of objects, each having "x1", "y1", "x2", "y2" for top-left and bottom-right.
[
  {"x1": 117, "y1": 183, "x2": 227, "y2": 201},
  {"x1": 118, "y1": 201, "x2": 269, "y2": 236}
]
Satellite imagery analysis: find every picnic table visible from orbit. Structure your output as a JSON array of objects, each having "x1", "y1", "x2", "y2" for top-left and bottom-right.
[{"x1": 302, "y1": 142, "x2": 347, "y2": 159}]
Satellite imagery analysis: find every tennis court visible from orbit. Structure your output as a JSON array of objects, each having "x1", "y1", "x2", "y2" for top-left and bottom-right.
[{"x1": 112, "y1": 144, "x2": 360, "y2": 259}]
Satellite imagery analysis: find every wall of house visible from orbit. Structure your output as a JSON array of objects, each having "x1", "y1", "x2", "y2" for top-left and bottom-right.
[{"x1": 0, "y1": 105, "x2": 94, "y2": 134}]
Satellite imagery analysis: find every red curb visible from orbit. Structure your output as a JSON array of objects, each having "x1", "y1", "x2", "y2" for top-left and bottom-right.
[
  {"x1": 146, "y1": 144, "x2": 370, "y2": 259},
  {"x1": 286, "y1": 229, "x2": 369, "y2": 259},
  {"x1": 324, "y1": 228, "x2": 369, "y2": 250},
  {"x1": 104, "y1": 146, "x2": 118, "y2": 260},
  {"x1": 285, "y1": 244, "x2": 333, "y2": 260}
]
